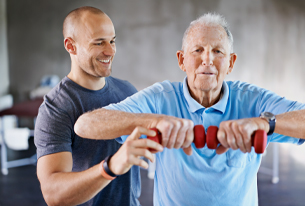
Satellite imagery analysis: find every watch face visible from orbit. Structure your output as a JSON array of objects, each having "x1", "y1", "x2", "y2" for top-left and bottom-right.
[{"x1": 262, "y1": 112, "x2": 275, "y2": 120}]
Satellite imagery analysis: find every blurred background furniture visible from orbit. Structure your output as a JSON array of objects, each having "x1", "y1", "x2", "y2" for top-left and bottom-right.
[{"x1": 0, "y1": 95, "x2": 43, "y2": 175}]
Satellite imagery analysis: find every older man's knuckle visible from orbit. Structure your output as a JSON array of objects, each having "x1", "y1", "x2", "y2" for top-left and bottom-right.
[
  {"x1": 238, "y1": 125, "x2": 245, "y2": 132},
  {"x1": 237, "y1": 139, "x2": 243, "y2": 146},
  {"x1": 176, "y1": 139, "x2": 183, "y2": 146},
  {"x1": 163, "y1": 122, "x2": 172, "y2": 131},
  {"x1": 228, "y1": 137, "x2": 235, "y2": 145},
  {"x1": 175, "y1": 121, "x2": 181, "y2": 128},
  {"x1": 168, "y1": 138, "x2": 175, "y2": 146},
  {"x1": 190, "y1": 120, "x2": 194, "y2": 128},
  {"x1": 184, "y1": 119, "x2": 193, "y2": 128},
  {"x1": 220, "y1": 121, "x2": 229, "y2": 130}
]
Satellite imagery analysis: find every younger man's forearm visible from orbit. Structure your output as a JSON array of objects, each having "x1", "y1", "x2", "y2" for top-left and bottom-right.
[{"x1": 74, "y1": 108, "x2": 155, "y2": 139}]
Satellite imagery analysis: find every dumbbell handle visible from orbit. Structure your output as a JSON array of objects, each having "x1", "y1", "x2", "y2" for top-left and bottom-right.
[{"x1": 147, "y1": 125, "x2": 267, "y2": 154}]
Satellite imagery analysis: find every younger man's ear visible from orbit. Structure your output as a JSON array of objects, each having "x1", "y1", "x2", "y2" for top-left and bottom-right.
[
  {"x1": 64, "y1": 37, "x2": 77, "y2": 55},
  {"x1": 177, "y1": 50, "x2": 186, "y2": 72}
]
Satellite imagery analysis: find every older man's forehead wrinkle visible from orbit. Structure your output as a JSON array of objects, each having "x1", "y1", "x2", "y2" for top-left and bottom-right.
[{"x1": 186, "y1": 24, "x2": 228, "y2": 50}]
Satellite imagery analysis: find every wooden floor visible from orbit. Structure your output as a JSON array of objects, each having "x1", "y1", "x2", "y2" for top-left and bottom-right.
[{"x1": 0, "y1": 138, "x2": 304, "y2": 206}]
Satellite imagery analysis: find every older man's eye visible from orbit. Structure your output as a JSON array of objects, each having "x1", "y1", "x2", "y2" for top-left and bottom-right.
[
  {"x1": 194, "y1": 49, "x2": 201, "y2": 52},
  {"x1": 215, "y1": 50, "x2": 222, "y2": 54}
]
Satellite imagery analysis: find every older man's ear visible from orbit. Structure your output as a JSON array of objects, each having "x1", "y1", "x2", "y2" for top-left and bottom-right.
[
  {"x1": 227, "y1": 53, "x2": 237, "y2": 74},
  {"x1": 177, "y1": 50, "x2": 186, "y2": 72}
]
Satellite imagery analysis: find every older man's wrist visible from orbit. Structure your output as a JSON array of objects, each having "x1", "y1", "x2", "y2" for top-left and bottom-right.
[{"x1": 258, "y1": 117, "x2": 270, "y2": 133}]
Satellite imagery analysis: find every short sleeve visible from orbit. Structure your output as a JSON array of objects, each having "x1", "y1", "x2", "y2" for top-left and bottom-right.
[
  {"x1": 34, "y1": 100, "x2": 73, "y2": 159},
  {"x1": 258, "y1": 89, "x2": 305, "y2": 144}
]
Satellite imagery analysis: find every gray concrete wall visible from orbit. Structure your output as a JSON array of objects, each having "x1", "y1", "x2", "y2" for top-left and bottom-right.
[
  {"x1": 5, "y1": 0, "x2": 305, "y2": 103},
  {"x1": 0, "y1": 0, "x2": 9, "y2": 97}
]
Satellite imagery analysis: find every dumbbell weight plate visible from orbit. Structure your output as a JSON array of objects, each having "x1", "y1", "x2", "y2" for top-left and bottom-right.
[
  {"x1": 206, "y1": 126, "x2": 219, "y2": 149},
  {"x1": 252, "y1": 130, "x2": 267, "y2": 154},
  {"x1": 193, "y1": 125, "x2": 205, "y2": 148}
]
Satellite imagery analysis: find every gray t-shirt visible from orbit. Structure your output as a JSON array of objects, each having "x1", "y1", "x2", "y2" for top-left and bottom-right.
[{"x1": 34, "y1": 76, "x2": 141, "y2": 206}]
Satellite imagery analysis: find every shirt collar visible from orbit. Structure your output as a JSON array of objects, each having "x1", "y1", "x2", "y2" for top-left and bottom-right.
[{"x1": 182, "y1": 76, "x2": 229, "y2": 114}]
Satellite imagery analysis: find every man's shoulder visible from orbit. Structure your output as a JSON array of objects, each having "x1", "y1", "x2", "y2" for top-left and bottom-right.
[
  {"x1": 40, "y1": 77, "x2": 86, "y2": 116},
  {"x1": 107, "y1": 76, "x2": 134, "y2": 87},
  {"x1": 107, "y1": 76, "x2": 137, "y2": 93},
  {"x1": 226, "y1": 80, "x2": 265, "y2": 94},
  {"x1": 44, "y1": 77, "x2": 74, "y2": 103},
  {"x1": 146, "y1": 80, "x2": 182, "y2": 94}
]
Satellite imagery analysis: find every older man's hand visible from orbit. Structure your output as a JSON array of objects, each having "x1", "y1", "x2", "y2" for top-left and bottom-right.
[
  {"x1": 216, "y1": 117, "x2": 269, "y2": 154},
  {"x1": 149, "y1": 115, "x2": 194, "y2": 155}
]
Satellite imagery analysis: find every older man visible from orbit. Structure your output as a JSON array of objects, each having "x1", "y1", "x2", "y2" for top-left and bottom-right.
[
  {"x1": 34, "y1": 6, "x2": 163, "y2": 206},
  {"x1": 75, "y1": 13, "x2": 305, "y2": 206}
]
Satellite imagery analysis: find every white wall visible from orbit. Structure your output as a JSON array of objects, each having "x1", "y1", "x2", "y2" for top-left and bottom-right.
[{"x1": 5, "y1": 0, "x2": 305, "y2": 103}]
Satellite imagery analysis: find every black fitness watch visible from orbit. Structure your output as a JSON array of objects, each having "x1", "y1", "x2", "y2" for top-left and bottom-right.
[
  {"x1": 103, "y1": 155, "x2": 119, "y2": 178},
  {"x1": 259, "y1": 112, "x2": 276, "y2": 136}
]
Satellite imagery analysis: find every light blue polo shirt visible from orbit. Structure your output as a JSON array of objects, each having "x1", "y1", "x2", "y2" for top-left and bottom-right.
[{"x1": 106, "y1": 77, "x2": 305, "y2": 206}]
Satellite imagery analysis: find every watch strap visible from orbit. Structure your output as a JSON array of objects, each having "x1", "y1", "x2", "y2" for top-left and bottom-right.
[
  {"x1": 99, "y1": 155, "x2": 118, "y2": 180},
  {"x1": 267, "y1": 119, "x2": 276, "y2": 136},
  {"x1": 260, "y1": 112, "x2": 276, "y2": 136}
]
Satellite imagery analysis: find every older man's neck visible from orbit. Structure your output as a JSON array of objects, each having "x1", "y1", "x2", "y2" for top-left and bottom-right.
[{"x1": 191, "y1": 89, "x2": 222, "y2": 108}]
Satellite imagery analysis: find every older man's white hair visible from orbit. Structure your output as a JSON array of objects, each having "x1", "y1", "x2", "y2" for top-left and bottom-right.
[{"x1": 182, "y1": 13, "x2": 234, "y2": 53}]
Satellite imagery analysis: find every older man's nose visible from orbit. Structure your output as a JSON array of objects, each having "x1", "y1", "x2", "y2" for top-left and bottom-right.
[{"x1": 202, "y1": 51, "x2": 213, "y2": 66}]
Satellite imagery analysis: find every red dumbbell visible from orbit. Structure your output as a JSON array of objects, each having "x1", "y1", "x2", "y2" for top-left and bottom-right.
[
  {"x1": 147, "y1": 126, "x2": 205, "y2": 153},
  {"x1": 147, "y1": 125, "x2": 267, "y2": 154},
  {"x1": 205, "y1": 126, "x2": 267, "y2": 154}
]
